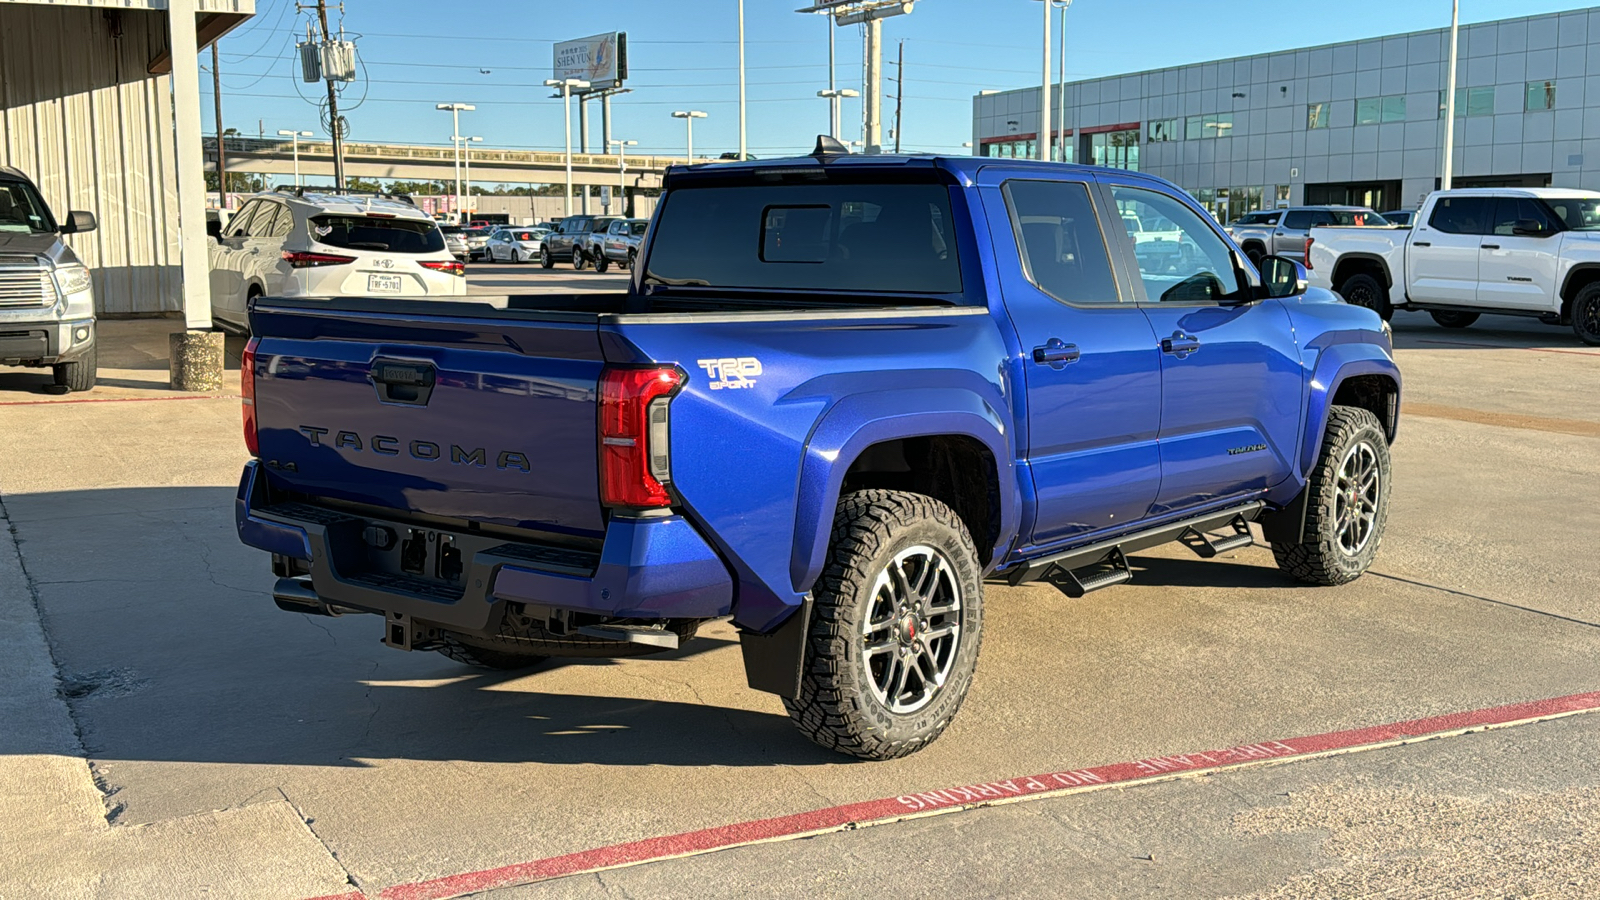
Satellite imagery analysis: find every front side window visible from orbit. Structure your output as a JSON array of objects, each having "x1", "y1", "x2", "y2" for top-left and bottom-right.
[
  {"x1": 247, "y1": 202, "x2": 284, "y2": 238},
  {"x1": 645, "y1": 181, "x2": 961, "y2": 295},
  {"x1": 1428, "y1": 196, "x2": 1493, "y2": 234},
  {"x1": 1544, "y1": 196, "x2": 1600, "y2": 231},
  {"x1": 1110, "y1": 185, "x2": 1242, "y2": 304},
  {"x1": 1526, "y1": 80, "x2": 1557, "y2": 111},
  {"x1": 1308, "y1": 103, "x2": 1329, "y2": 129},
  {"x1": 0, "y1": 180, "x2": 56, "y2": 234},
  {"x1": 1002, "y1": 180, "x2": 1120, "y2": 306},
  {"x1": 308, "y1": 216, "x2": 446, "y2": 253},
  {"x1": 1489, "y1": 197, "x2": 1561, "y2": 235}
]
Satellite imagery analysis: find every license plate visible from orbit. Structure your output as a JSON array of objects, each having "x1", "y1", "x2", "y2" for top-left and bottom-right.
[{"x1": 367, "y1": 273, "x2": 403, "y2": 294}]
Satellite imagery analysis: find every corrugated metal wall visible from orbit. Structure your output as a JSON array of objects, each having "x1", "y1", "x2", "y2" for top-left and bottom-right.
[{"x1": 0, "y1": 5, "x2": 182, "y2": 315}]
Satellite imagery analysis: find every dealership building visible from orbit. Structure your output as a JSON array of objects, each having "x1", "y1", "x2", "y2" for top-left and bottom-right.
[{"x1": 972, "y1": 7, "x2": 1600, "y2": 220}]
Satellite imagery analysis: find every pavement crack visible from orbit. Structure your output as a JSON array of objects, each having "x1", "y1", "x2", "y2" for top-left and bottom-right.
[
  {"x1": 1371, "y1": 571, "x2": 1600, "y2": 631},
  {"x1": 301, "y1": 613, "x2": 339, "y2": 647},
  {"x1": 276, "y1": 787, "x2": 364, "y2": 895}
]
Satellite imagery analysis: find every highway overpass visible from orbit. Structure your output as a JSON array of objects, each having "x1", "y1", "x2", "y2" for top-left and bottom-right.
[{"x1": 205, "y1": 136, "x2": 688, "y2": 189}]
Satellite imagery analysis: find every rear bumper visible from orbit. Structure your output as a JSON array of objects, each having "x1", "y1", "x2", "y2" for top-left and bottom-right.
[{"x1": 234, "y1": 461, "x2": 733, "y2": 633}]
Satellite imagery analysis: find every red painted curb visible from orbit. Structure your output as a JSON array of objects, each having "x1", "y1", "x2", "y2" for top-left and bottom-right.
[
  {"x1": 0, "y1": 393, "x2": 235, "y2": 407},
  {"x1": 312, "y1": 690, "x2": 1600, "y2": 900}
]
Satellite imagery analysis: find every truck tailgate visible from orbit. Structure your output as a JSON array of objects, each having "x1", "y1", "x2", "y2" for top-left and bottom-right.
[{"x1": 249, "y1": 299, "x2": 606, "y2": 539}]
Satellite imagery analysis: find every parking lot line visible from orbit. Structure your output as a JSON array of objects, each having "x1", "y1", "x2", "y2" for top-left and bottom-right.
[
  {"x1": 306, "y1": 689, "x2": 1600, "y2": 900},
  {"x1": 0, "y1": 394, "x2": 235, "y2": 407},
  {"x1": 1413, "y1": 338, "x2": 1600, "y2": 358}
]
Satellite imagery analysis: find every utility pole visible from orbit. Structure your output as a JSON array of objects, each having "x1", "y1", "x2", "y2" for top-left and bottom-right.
[
  {"x1": 864, "y1": 16, "x2": 883, "y2": 153},
  {"x1": 1441, "y1": 0, "x2": 1460, "y2": 190},
  {"x1": 1039, "y1": 0, "x2": 1050, "y2": 161},
  {"x1": 314, "y1": 0, "x2": 345, "y2": 189},
  {"x1": 892, "y1": 39, "x2": 904, "y2": 153},
  {"x1": 737, "y1": 0, "x2": 747, "y2": 160},
  {"x1": 810, "y1": 1, "x2": 913, "y2": 155},
  {"x1": 211, "y1": 42, "x2": 226, "y2": 205}
]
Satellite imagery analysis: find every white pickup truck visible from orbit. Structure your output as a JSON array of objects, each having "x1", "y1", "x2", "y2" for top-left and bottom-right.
[{"x1": 1306, "y1": 188, "x2": 1600, "y2": 345}]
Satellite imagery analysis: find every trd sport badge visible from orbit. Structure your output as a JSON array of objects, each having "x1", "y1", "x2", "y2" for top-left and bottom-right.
[{"x1": 697, "y1": 357, "x2": 763, "y2": 390}]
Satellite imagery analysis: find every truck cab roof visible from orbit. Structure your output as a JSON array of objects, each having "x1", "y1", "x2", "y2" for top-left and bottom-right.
[{"x1": 1430, "y1": 187, "x2": 1600, "y2": 201}]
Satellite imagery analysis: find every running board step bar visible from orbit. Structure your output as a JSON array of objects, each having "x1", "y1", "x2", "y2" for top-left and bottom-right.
[
  {"x1": 1005, "y1": 502, "x2": 1266, "y2": 596},
  {"x1": 576, "y1": 624, "x2": 681, "y2": 650},
  {"x1": 1179, "y1": 514, "x2": 1254, "y2": 559}
]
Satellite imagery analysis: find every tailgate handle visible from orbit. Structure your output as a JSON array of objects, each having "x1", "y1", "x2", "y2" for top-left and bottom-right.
[{"x1": 370, "y1": 359, "x2": 436, "y2": 406}]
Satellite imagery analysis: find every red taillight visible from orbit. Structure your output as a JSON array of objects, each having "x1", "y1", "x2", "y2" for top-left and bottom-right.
[
  {"x1": 599, "y1": 366, "x2": 683, "y2": 508},
  {"x1": 282, "y1": 250, "x2": 356, "y2": 268},
  {"x1": 1304, "y1": 236, "x2": 1315, "y2": 269},
  {"x1": 241, "y1": 336, "x2": 260, "y2": 457},
  {"x1": 419, "y1": 259, "x2": 466, "y2": 277}
]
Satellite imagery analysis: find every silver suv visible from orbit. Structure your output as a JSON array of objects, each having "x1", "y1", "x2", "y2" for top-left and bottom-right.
[
  {"x1": 1230, "y1": 205, "x2": 1388, "y2": 265},
  {"x1": 208, "y1": 189, "x2": 464, "y2": 333},
  {"x1": 0, "y1": 165, "x2": 99, "y2": 392}
]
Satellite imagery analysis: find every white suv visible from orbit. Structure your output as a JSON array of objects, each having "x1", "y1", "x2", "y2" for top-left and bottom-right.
[{"x1": 208, "y1": 190, "x2": 465, "y2": 332}]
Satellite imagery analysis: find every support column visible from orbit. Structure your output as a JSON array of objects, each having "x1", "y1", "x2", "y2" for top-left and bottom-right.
[
  {"x1": 864, "y1": 17, "x2": 883, "y2": 154},
  {"x1": 168, "y1": 0, "x2": 213, "y2": 329},
  {"x1": 578, "y1": 96, "x2": 590, "y2": 214}
]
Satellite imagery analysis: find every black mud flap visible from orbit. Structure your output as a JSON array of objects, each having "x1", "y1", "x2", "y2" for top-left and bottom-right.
[
  {"x1": 1257, "y1": 486, "x2": 1310, "y2": 546},
  {"x1": 738, "y1": 597, "x2": 811, "y2": 699}
]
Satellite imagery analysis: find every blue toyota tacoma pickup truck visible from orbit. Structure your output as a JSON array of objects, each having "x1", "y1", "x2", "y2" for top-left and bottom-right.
[{"x1": 235, "y1": 141, "x2": 1400, "y2": 760}]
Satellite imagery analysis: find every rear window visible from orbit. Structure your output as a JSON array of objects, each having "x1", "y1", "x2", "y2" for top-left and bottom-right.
[
  {"x1": 513, "y1": 231, "x2": 536, "y2": 240},
  {"x1": 645, "y1": 182, "x2": 961, "y2": 294},
  {"x1": 310, "y1": 216, "x2": 445, "y2": 253}
]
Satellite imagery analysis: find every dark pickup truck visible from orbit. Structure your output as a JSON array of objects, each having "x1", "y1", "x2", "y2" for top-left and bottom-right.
[{"x1": 235, "y1": 142, "x2": 1401, "y2": 759}]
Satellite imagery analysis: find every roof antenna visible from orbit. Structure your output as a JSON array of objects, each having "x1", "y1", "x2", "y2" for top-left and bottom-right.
[{"x1": 812, "y1": 134, "x2": 850, "y2": 157}]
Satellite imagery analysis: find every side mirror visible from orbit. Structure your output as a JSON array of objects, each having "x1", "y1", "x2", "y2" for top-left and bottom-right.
[
  {"x1": 59, "y1": 210, "x2": 97, "y2": 235},
  {"x1": 1512, "y1": 218, "x2": 1552, "y2": 237},
  {"x1": 206, "y1": 219, "x2": 223, "y2": 239},
  {"x1": 1258, "y1": 255, "x2": 1309, "y2": 299}
]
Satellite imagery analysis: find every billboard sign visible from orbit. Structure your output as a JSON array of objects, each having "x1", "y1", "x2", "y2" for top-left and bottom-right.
[{"x1": 553, "y1": 32, "x2": 628, "y2": 91}]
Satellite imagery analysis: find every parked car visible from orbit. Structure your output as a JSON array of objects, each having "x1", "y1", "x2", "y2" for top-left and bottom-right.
[
  {"x1": 1230, "y1": 205, "x2": 1389, "y2": 266},
  {"x1": 207, "y1": 190, "x2": 464, "y2": 333},
  {"x1": 459, "y1": 226, "x2": 494, "y2": 260},
  {"x1": 236, "y1": 148, "x2": 1399, "y2": 760},
  {"x1": 439, "y1": 225, "x2": 469, "y2": 262},
  {"x1": 1308, "y1": 187, "x2": 1600, "y2": 344},
  {"x1": 539, "y1": 215, "x2": 592, "y2": 267},
  {"x1": 599, "y1": 218, "x2": 649, "y2": 270},
  {"x1": 484, "y1": 227, "x2": 546, "y2": 263},
  {"x1": 572, "y1": 216, "x2": 620, "y2": 271},
  {"x1": 0, "y1": 165, "x2": 99, "y2": 391},
  {"x1": 1225, "y1": 209, "x2": 1282, "y2": 239},
  {"x1": 1379, "y1": 209, "x2": 1417, "y2": 228}
]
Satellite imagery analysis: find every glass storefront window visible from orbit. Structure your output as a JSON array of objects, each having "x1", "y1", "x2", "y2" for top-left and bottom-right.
[
  {"x1": 1147, "y1": 118, "x2": 1178, "y2": 143},
  {"x1": 1089, "y1": 129, "x2": 1140, "y2": 170},
  {"x1": 1526, "y1": 80, "x2": 1556, "y2": 111},
  {"x1": 1307, "y1": 103, "x2": 1329, "y2": 129}
]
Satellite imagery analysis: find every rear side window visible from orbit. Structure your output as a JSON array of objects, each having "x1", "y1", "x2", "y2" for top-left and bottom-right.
[
  {"x1": 645, "y1": 182, "x2": 962, "y2": 294},
  {"x1": 1428, "y1": 197, "x2": 1493, "y2": 235},
  {"x1": 309, "y1": 216, "x2": 444, "y2": 253},
  {"x1": 1282, "y1": 210, "x2": 1314, "y2": 229},
  {"x1": 1003, "y1": 180, "x2": 1120, "y2": 305}
]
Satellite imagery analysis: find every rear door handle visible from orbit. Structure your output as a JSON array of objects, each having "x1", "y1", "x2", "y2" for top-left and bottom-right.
[
  {"x1": 1032, "y1": 338, "x2": 1081, "y2": 370},
  {"x1": 1481, "y1": 244, "x2": 1500, "y2": 250},
  {"x1": 1412, "y1": 241, "x2": 1431, "y2": 247},
  {"x1": 1161, "y1": 332, "x2": 1201, "y2": 358}
]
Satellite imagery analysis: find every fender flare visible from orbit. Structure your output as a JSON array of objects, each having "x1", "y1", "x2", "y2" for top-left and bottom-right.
[
  {"x1": 1330, "y1": 252, "x2": 1394, "y2": 290},
  {"x1": 1299, "y1": 345, "x2": 1402, "y2": 477},
  {"x1": 788, "y1": 387, "x2": 1019, "y2": 595}
]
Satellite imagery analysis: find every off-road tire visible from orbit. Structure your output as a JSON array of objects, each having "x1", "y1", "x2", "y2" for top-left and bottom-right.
[
  {"x1": 1430, "y1": 310, "x2": 1479, "y2": 329},
  {"x1": 1339, "y1": 273, "x2": 1393, "y2": 321},
  {"x1": 435, "y1": 633, "x2": 550, "y2": 670},
  {"x1": 1572, "y1": 283, "x2": 1600, "y2": 346},
  {"x1": 540, "y1": 247, "x2": 554, "y2": 269},
  {"x1": 51, "y1": 344, "x2": 96, "y2": 392},
  {"x1": 627, "y1": 249, "x2": 637, "y2": 270},
  {"x1": 595, "y1": 255, "x2": 610, "y2": 273},
  {"x1": 1243, "y1": 244, "x2": 1265, "y2": 268},
  {"x1": 573, "y1": 250, "x2": 587, "y2": 270},
  {"x1": 783, "y1": 490, "x2": 984, "y2": 761},
  {"x1": 1271, "y1": 406, "x2": 1391, "y2": 586}
]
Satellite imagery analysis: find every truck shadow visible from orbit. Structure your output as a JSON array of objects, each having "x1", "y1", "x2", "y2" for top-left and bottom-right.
[{"x1": 2, "y1": 485, "x2": 842, "y2": 768}]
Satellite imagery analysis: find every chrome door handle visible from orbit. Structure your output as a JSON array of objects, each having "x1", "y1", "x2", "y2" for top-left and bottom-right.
[
  {"x1": 1032, "y1": 338, "x2": 1081, "y2": 370},
  {"x1": 1161, "y1": 331, "x2": 1201, "y2": 358}
]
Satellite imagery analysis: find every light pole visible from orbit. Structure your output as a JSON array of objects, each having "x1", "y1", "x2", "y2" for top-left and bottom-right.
[
  {"x1": 738, "y1": 0, "x2": 747, "y2": 161},
  {"x1": 435, "y1": 103, "x2": 474, "y2": 221},
  {"x1": 609, "y1": 138, "x2": 637, "y2": 216},
  {"x1": 545, "y1": 78, "x2": 590, "y2": 216},
  {"x1": 672, "y1": 110, "x2": 707, "y2": 161},
  {"x1": 818, "y1": 88, "x2": 860, "y2": 140},
  {"x1": 1038, "y1": 0, "x2": 1051, "y2": 161},
  {"x1": 462, "y1": 136, "x2": 482, "y2": 220},
  {"x1": 1441, "y1": 0, "x2": 1460, "y2": 190},
  {"x1": 277, "y1": 129, "x2": 312, "y2": 187}
]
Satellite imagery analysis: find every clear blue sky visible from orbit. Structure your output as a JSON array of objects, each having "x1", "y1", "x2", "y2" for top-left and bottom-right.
[{"x1": 206, "y1": 0, "x2": 1600, "y2": 176}]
